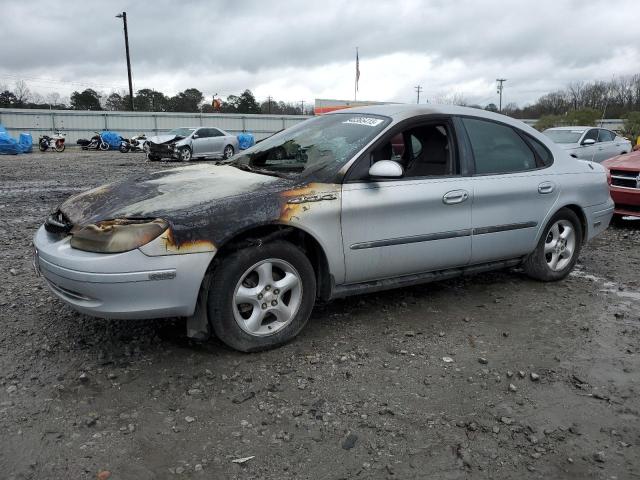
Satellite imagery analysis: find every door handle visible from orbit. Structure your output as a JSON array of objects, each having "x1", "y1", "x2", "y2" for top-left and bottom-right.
[
  {"x1": 443, "y1": 190, "x2": 469, "y2": 205},
  {"x1": 538, "y1": 182, "x2": 555, "y2": 194}
]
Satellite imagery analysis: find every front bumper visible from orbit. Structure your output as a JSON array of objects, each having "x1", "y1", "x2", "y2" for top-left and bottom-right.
[
  {"x1": 33, "y1": 226, "x2": 214, "y2": 319},
  {"x1": 148, "y1": 143, "x2": 179, "y2": 159},
  {"x1": 610, "y1": 186, "x2": 640, "y2": 217}
]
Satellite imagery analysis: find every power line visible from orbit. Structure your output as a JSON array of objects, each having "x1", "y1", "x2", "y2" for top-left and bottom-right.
[{"x1": 414, "y1": 85, "x2": 422, "y2": 104}]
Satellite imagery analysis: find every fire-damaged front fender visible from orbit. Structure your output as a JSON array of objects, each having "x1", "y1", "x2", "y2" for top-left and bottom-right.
[{"x1": 54, "y1": 164, "x2": 345, "y2": 280}]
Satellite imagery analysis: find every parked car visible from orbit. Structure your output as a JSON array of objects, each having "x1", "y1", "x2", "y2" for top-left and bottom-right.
[
  {"x1": 543, "y1": 126, "x2": 631, "y2": 162},
  {"x1": 33, "y1": 105, "x2": 614, "y2": 352},
  {"x1": 146, "y1": 127, "x2": 238, "y2": 162},
  {"x1": 602, "y1": 150, "x2": 640, "y2": 218}
]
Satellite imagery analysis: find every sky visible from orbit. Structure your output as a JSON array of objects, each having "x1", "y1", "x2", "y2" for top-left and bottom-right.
[{"x1": 1, "y1": 0, "x2": 638, "y2": 108}]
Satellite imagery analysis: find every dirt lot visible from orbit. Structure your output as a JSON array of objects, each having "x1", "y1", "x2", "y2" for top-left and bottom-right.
[{"x1": 0, "y1": 149, "x2": 639, "y2": 480}]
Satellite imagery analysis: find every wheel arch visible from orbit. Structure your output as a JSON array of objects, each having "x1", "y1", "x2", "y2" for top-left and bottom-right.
[
  {"x1": 553, "y1": 204, "x2": 588, "y2": 242},
  {"x1": 210, "y1": 223, "x2": 332, "y2": 301}
]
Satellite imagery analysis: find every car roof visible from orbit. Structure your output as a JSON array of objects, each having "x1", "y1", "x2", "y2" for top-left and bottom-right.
[
  {"x1": 545, "y1": 126, "x2": 596, "y2": 131},
  {"x1": 327, "y1": 103, "x2": 543, "y2": 135}
]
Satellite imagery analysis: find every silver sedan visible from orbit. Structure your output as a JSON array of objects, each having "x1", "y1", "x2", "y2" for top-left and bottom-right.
[
  {"x1": 543, "y1": 126, "x2": 632, "y2": 162},
  {"x1": 146, "y1": 127, "x2": 239, "y2": 162},
  {"x1": 34, "y1": 105, "x2": 614, "y2": 352}
]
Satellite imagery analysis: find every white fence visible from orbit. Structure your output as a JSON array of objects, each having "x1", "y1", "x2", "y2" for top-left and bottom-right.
[
  {"x1": 0, "y1": 108, "x2": 627, "y2": 144},
  {"x1": 0, "y1": 108, "x2": 311, "y2": 144}
]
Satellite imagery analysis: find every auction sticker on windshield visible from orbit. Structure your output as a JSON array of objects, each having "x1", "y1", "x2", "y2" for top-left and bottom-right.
[{"x1": 342, "y1": 117, "x2": 385, "y2": 127}]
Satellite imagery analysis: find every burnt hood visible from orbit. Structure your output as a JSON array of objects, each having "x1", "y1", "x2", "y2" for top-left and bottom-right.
[{"x1": 58, "y1": 164, "x2": 286, "y2": 227}]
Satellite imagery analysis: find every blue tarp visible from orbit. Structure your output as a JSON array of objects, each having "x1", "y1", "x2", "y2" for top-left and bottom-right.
[
  {"x1": 0, "y1": 125, "x2": 21, "y2": 155},
  {"x1": 18, "y1": 133, "x2": 33, "y2": 153},
  {"x1": 237, "y1": 132, "x2": 255, "y2": 150},
  {"x1": 100, "y1": 131, "x2": 123, "y2": 150}
]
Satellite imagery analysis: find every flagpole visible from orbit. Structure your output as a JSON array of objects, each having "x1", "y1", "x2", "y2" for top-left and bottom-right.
[{"x1": 354, "y1": 47, "x2": 358, "y2": 102}]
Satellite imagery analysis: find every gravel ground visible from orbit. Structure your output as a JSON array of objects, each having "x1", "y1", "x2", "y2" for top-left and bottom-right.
[{"x1": 1, "y1": 150, "x2": 639, "y2": 480}]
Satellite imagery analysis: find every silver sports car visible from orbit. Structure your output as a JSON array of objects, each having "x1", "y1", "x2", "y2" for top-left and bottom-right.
[
  {"x1": 543, "y1": 126, "x2": 631, "y2": 162},
  {"x1": 33, "y1": 105, "x2": 614, "y2": 351},
  {"x1": 146, "y1": 127, "x2": 239, "y2": 162}
]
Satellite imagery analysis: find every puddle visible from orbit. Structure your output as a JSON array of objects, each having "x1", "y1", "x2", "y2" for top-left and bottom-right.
[{"x1": 570, "y1": 268, "x2": 640, "y2": 302}]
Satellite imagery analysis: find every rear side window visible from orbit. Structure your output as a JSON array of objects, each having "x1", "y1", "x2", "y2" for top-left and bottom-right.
[
  {"x1": 526, "y1": 135, "x2": 554, "y2": 167},
  {"x1": 462, "y1": 118, "x2": 537, "y2": 174},
  {"x1": 598, "y1": 129, "x2": 614, "y2": 142},
  {"x1": 210, "y1": 128, "x2": 224, "y2": 137}
]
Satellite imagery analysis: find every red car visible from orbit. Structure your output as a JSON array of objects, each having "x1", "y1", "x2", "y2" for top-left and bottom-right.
[{"x1": 603, "y1": 150, "x2": 640, "y2": 218}]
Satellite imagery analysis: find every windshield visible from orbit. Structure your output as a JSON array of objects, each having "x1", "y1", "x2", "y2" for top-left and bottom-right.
[
  {"x1": 167, "y1": 128, "x2": 195, "y2": 138},
  {"x1": 543, "y1": 129, "x2": 584, "y2": 144},
  {"x1": 230, "y1": 113, "x2": 390, "y2": 178}
]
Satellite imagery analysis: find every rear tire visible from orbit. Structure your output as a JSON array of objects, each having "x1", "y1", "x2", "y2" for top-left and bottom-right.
[
  {"x1": 38, "y1": 140, "x2": 48, "y2": 152},
  {"x1": 207, "y1": 240, "x2": 316, "y2": 352},
  {"x1": 523, "y1": 208, "x2": 582, "y2": 281},
  {"x1": 223, "y1": 145, "x2": 234, "y2": 160}
]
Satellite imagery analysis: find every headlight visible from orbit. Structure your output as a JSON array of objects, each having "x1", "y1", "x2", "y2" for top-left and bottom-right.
[{"x1": 70, "y1": 218, "x2": 168, "y2": 253}]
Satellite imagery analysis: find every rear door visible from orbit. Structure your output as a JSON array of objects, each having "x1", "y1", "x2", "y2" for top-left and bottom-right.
[
  {"x1": 458, "y1": 117, "x2": 559, "y2": 264},
  {"x1": 596, "y1": 129, "x2": 617, "y2": 161}
]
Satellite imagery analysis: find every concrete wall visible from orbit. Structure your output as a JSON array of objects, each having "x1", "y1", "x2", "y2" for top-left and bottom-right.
[{"x1": 0, "y1": 108, "x2": 311, "y2": 144}]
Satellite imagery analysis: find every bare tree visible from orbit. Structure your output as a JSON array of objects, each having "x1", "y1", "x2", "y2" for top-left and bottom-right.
[{"x1": 13, "y1": 80, "x2": 31, "y2": 106}]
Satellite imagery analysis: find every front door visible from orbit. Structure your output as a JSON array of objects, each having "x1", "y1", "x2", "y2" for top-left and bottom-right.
[
  {"x1": 341, "y1": 119, "x2": 472, "y2": 284},
  {"x1": 191, "y1": 128, "x2": 212, "y2": 156}
]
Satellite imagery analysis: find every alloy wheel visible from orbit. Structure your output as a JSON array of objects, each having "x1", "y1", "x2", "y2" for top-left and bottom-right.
[
  {"x1": 232, "y1": 258, "x2": 303, "y2": 336},
  {"x1": 544, "y1": 219, "x2": 576, "y2": 271}
]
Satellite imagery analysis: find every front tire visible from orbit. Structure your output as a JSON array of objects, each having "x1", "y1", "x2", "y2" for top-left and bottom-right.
[
  {"x1": 178, "y1": 147, "x2": 192, "y2": 162},
  {"x1": 99, "y1": 142, "x2": 109, "y2": 151},
  {"x1": 207, "y1": 240, "x2": 316, "y2": 352},
  {"x1": 54, "y1": 141, "x2": 65, "y2": 152},
  {"x1": 147, "y1": 153, "x2": 161, "y2": 162},
  {"x1": 523, "y1": 208, "x2": 582, "y2": 281}
]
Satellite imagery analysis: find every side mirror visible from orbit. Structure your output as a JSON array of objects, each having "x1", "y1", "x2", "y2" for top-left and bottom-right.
[
  {"x1": 582, "y1": 138, "x2": 596, "y2": 146},
  {"x1": 369, "y1": 160, "x2": 404, "y2": 179},
  {"x1": 192, "y1": 134, "x2": 199, "y2": 139}
]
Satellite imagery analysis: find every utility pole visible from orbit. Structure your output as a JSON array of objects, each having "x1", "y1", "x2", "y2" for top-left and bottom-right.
[
  {"x1": 116, "y1": 12, "x2": 134, "y2": 111},
  {"x1": 267, "y1": 96, "x2": 272, "y2": 114},
  {"x1": 300, "y1": 100, "x2": 304, "y2": 115},
  {"x1": 414, "y1": 85, "x2": 422, "y2": 104},
  {"x1": 496, "y1": 78, "x2": 507, "y2": 113}
]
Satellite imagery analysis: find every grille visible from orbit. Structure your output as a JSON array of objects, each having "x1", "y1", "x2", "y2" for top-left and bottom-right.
[{"x1": 610, "y1": 170, "x2": 639, "y2": 189}]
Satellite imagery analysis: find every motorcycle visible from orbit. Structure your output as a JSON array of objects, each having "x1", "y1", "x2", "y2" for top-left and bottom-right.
[
  {"x1": 38, "y1": 131, "x2": 66, "y2": 152},
  {"x1": 119, "y1": 133, "x2": 147, "y2": 153},
  {"x1": 76, "y1": 132, "x2": 109, "y2": 151}
]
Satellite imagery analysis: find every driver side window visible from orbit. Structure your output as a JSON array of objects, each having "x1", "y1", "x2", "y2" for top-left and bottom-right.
[
  {"x1": 583, "y1": 129, "x2": 599, "y2": 143},
  {"x1": 368, "y1": 122, "x2": 455, "y2": 179}
]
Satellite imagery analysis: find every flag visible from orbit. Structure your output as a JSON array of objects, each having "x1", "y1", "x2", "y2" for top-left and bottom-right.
[{"x1": 355, "y1": 48, "x2": 360, "y2": 92}]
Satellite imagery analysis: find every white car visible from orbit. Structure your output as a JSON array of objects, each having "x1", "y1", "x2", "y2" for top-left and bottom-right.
[{"x1": 543, "y1": 126, "x2": 631, "y2": 162}]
